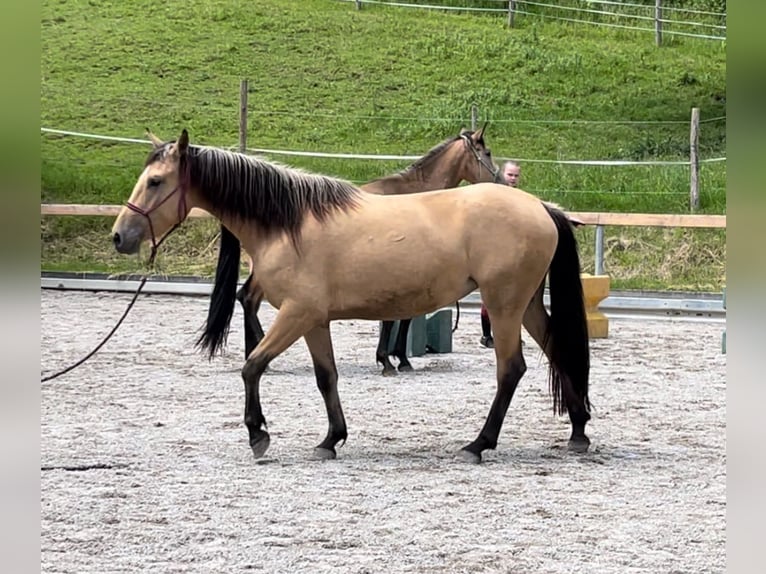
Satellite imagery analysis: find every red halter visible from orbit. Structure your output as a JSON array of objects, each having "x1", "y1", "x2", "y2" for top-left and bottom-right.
[{"x1": 125, "y1": 164, "x2": 190, "y2": 260}]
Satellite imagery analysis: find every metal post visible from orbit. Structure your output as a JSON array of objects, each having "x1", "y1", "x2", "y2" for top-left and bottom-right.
[{"x1": 594, "y1": 225, "x2": 605, "y2": 275}]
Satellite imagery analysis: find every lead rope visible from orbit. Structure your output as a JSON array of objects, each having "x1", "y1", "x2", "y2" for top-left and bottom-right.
[
  {"x1": 41, "y1": 274, "x2": 150, "y2": 383},
  {"x1": 452, "y1": 301, "x2": 460, "y2": 333},
  {"x1": 41, "y1": 176, "x2": 187, "y2": 383},
  {"x1": 40, "y1": 231, "x2": 182, "y2": 384}
]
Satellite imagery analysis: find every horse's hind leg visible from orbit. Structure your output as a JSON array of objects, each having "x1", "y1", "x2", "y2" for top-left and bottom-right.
[
  {"x1": 522, "y1": 283, "x2": 552, "y2": 356},
  {"x1": 376, "y1": 321, "x2": 398, "y2": 376},
  {"x1": 392, "y1": 318, "x2": 413, "y2": 372},
  {"x1": 523, "y1": 284, "x2": 590, "y2": 450},
  {"x1": 460, "y1": 308, "x2": 526, "y2": 464},
  {"x1": 303, "y1": 325, "x2": 348, "y2": 460},
  {"x1": 241, "y1": 303, "x2": 320, "y2": 459},
  {"x1": 236, "y1": 273, "x2": 266, "y2": 358}
]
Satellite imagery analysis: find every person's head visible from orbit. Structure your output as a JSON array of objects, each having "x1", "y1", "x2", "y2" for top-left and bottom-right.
[{"x1": 501, "y1": 161, "x2": 521, "y2": 187}]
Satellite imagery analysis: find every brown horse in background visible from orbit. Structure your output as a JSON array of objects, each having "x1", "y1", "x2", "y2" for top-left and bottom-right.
[
  {"x1": 112, "y1": 130, "x2": 592, "y2": 463},
  {"x1": 232, "y1": 126, "x2": 499, "y2": 374}
]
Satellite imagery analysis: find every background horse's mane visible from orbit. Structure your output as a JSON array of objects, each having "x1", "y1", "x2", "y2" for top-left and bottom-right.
[
  {"x1": 370, "y1": 130, "x2": 480, "y2": 182},
  {"x1": 400, "y1": 135, "x2": 460, "y2": 178},
  {"x1": 182, "y1": 145, "x2": 361, "y2": 243}
]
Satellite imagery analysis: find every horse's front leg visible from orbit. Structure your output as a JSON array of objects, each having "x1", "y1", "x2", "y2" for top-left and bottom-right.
[
  {"x1": 376, "y1": 320, "x2": 398, "y2": 376},
  {"x1": 304, "y1": 324, "x2": 347, "y2": 460},
  {"x1": 236, "y1": 273, "x2": 266, "y2": 358},
  {"x1": 241, "y1": 302, "x2": 320, "y2": 459},
  {"x1": 392, "y1": 318, "x2": 413, "y2": 372}
]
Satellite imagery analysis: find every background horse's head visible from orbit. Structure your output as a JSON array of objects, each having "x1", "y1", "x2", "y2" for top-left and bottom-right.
[
  {"x1": 112, "y1": 130, "x2": 191, "y2": 254},
  {"x1": 457, "y1": 123, "x2": 498, "y2": 184}
]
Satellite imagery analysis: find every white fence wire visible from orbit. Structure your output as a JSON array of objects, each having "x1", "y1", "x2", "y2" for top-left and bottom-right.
[{"x1": 40, "y1": 127, "x2": 726, "y2": 166}]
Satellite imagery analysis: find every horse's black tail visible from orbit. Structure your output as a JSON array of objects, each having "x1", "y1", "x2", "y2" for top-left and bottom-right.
[
  {"x1": 196, "y1": 225, "x2": 241, "y2": 359},
  {"x1": 542, "y1": 204, "x2": 591, "y2": 416}
]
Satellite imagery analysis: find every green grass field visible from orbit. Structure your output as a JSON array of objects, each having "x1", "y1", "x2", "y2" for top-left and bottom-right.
[{"x1": 40, "y1": 0, "x2": 726, "y2": 290}]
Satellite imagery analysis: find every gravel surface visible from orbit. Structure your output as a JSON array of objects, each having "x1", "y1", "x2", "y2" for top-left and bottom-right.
[{"x1": 41, "y1": 290, "x2": 726, "y2": 573}]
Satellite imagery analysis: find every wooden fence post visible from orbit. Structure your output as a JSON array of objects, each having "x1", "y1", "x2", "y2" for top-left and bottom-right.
[
  {"x1": 655, "y1": 0, "x2": 663, "y2": 46},
  {"x1": 508, "y1": 1, "x2": 516, "y2": 28},
  {"x1": 690, "y1": 107, "x2": 700, "y2": 211},
  {"x1": 239, "y1": 79, "x2": 248, "y2": 154},
  {"x1": 471, "y1": 104, "x2": 478, "y2": 131},
  {"x1": 355, "y1": 0, "x2": 362, "y2": 9}
]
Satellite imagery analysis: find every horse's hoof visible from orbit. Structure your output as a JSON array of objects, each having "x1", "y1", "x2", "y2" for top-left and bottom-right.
[
  {"x1": 397, "y1": 362, "x2": 414, "y2": 373},
  {"x1": 381, "y1": 367, "x2": 397, "y2": 377},
  {"x1": 457, "y1": 449, "x2": 482, "y2": 464},
  {"x1": 567, "y1": 437, "x2": 590, "y2": 453},
  {"x1": 312, "y1": 447, "x2": 337, "y2": 460},
  {"x1": 250, "y1": 431, "x2": 271, "y2": 458}
]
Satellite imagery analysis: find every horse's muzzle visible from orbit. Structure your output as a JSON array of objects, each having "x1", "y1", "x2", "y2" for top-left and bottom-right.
[{"x1": 112, "y1": 228, "x2": 142, "y2": 255}]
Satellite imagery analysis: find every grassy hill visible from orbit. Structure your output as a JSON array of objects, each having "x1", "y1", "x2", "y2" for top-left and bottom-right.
[{"x1": 40, "y1": 0, "x2": 726, "y2": 290}]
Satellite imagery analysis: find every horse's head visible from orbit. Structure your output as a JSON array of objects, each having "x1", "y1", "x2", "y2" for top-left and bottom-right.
[
  {"x1": 112, "y1": 129, "x2": 192, "y2": 254},
  {"x1": 457, "y1": 123, "x2": 498, "y2": 184}
]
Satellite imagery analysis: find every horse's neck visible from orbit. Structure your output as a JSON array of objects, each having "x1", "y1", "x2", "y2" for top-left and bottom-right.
[
  {"x1": 361, "y1": 159, "x2": 462, "y2": 195},
  {"x1": 361, "y1": 174, "x2": 428, "y2": 195}
]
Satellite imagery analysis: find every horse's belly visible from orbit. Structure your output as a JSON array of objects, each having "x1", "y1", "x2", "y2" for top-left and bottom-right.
[{"x1": 328, "y1": 273, "x2": 475, "y2": 321}]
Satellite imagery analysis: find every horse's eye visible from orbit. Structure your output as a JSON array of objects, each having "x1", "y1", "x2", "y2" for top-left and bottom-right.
[
  {"x1": 148, "y1": 177, "x2": 162, "y2": 188},
  {"x1": 486, "y1": 148, "x2": 492, "y2": 157}
]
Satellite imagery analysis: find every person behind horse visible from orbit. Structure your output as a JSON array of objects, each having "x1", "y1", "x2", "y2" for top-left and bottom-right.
[
  {"x1": 501, "y1": 160, "x2": 521, "y2": 187},
  {"x1": 480, "y1": 160, "x2": 521, "y2": 348}
]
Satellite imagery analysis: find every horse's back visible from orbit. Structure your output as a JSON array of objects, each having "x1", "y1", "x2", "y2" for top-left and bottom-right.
[
  {"x1": 395, "y1": 182, "x2": 559, "y2": 241},
  {"x1": 442, "y1": 183, "x2": 559, "y2": 278},
  {"x1": 450, "y1": 182, "x2": 557, "y2": 233},
  {"x1": 352, "y1": 182, "x2": 558, "y2": 249}
]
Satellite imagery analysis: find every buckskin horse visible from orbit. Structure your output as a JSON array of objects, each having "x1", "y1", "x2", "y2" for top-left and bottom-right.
[
  {"x1": 232, "y1": 126, "x2": 500, "y2": 374},
  {"x1": 111, "y1": 130, "x2": 592, "y2": 463}
]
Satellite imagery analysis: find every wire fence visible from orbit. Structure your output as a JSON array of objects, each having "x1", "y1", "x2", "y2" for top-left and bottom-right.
[
  {"x1": 40, "y1": 78, "x2": 726, "y2": 213},
  {"x1": 342, "y1": 0, "x2": 726, "y2": 42},
  {"x1": 40, "y1": 127, "x2": 725, "y2": 166},
  {"x1": 40, "y1": 120, "x2": 726, "y2": 213}
]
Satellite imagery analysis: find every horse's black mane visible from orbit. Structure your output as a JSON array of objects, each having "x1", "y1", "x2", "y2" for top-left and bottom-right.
[{"x1": 174, "y1": 145, "x2": 361, "y2": 243}]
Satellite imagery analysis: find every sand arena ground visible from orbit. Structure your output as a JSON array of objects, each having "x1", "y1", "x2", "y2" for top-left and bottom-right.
[{"x1": 41, "y1": 290, "x2": 725, "y2": 573}]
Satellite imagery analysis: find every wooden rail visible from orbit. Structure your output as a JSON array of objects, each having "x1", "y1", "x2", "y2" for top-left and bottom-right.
[
  {"x1": 40, "y1": 204, "x2": 211, "y2": 218},
  {"x1": 570, "y1": 211, "x2": 725, "y2": 228},
  {"x1": 40, "y1": 204, "x2": 727, "y2": 228}
]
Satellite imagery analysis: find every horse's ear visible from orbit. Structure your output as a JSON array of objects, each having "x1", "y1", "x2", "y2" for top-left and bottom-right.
[
  {"x1": 474, "y1": 122, "x2": 488, "y2": 140},
  {"x1": 146, "y1": 129, "x2": 164, "y2": 149},
  {"x1": 459, "y1": 126, "x2": 470, "y2": 136},
  {"x1": 177, "y1": 129, "x2": 189, "y2": 156}
]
